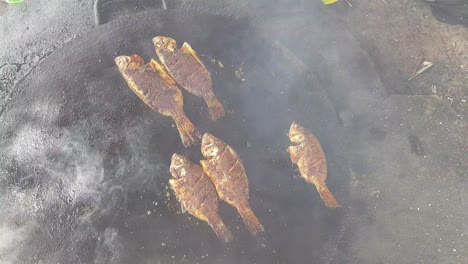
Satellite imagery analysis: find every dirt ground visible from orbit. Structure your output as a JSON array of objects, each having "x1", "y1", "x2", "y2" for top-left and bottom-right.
[
  {"x1": 327, "y1": 1, "x2": 468, "y2": 263},
  {"x1": 330, "y1": 0, "x2": 467, "y2": 114}
]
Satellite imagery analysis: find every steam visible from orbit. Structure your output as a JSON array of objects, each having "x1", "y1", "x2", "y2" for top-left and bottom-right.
[
  {"x1": 0, "y1": 3, "x2": 353, "y2": 263},
  {"x1": 0, "y1": 222, "x2": 38, "y2": 264},
  {"x1": 94, "y1": 227, "x2": 125, "y2": 264},
  {"x1": 0, "y1": 111, "x2": 167, "y2": 263}
]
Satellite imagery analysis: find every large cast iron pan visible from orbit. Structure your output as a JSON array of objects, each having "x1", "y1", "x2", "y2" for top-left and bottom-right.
[{"x1": 0, "y1": 9, "x2": 349, "y2": 264}]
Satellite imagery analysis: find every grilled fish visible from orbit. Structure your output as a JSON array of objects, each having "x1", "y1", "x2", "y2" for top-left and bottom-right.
[
  {"x1": 152, "y1": 36, "x2": 225, "y2": 121},
  {"x1": 287, "y1": 122, "x2": 340, "y2": 208},
  {"x1": 200, "y1": 133, "x2": 264, "y2": 235},
  {"x1": 169, "y1": 153, "x2": 233, "y2": 242},
  {"x1": 115, "y1": 55, "x2": 200, "y2": 147}
]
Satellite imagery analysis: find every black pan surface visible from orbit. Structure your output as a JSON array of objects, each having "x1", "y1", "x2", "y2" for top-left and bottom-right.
[{"x1": 0, "y1": 10, "x2": 349, "y2": 264}]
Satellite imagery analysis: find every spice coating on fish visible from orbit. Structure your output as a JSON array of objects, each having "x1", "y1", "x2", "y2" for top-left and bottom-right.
[
  {"x1": 153, "y1": 36, "x2": 225, "y2": 121},
  {"x1": 115, "y1": 55, "x2": 200, "y2": 147},
  {"x1": 287, "y1": 122, "x2": 340, "y2": 208},
  {"x1": 200, "y1": 133, "x2": 264, "y2": 235},
  {"x1": 169, "y1": 153, "x2": 233, "y2": 242}
]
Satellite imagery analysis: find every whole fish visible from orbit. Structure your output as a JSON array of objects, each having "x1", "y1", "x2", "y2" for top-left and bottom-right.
[
  {"x1": 287, "y1": 122, "x2": 340, "y2": 208},
  {"x1": 200, "y1": 133, "x2": 264, "y2": 235},
  {"x1": 169, "y1": 153, "x2": 233, "y2": 242},
  {"x1": 115, "y1": 55, "x2": 200, "y2": 147},
  {"x1": 153, "y1": 36, "x2": 225, "y2": 121}
]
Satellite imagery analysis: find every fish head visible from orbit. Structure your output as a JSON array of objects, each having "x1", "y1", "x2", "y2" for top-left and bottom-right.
[
  {"x1": 152, "y1": 36, "x2": 177, "y2": 52},
  {"x1": 288, "y1": 122, "x2": 307, "y2": 145},
  {"x1": 170, "y1": 153, "x2": 190, "y2": 178},
  {"x1": 201, "y1": 133, "x2": 225, "y2": 159},
  {"x1": 114, "y1": 55, "x2": 144, "y2": 71}
]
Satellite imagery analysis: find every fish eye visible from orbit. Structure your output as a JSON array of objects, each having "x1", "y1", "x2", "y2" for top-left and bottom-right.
[
  {"x1": 293, "y1": 134, "x2": 305, "y2": 142},
  {"x1": 204, "y1": 144, "x2": 218, "y2": 156}
]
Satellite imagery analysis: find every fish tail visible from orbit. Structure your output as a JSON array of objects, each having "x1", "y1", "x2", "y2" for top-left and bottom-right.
[
  {"x1": 206, "y1": 97, "x2": 225, "y2": 122},
  {"x1": 315, "y1": 183, "x2": 341, "y2": 208},
  {"x1": 173, "y1": 112, "x2": 201, "y2": 147},
  {"x1": 209, "y1": 220, "x2": 233, "y2": 243},
  {"x1": 237, "y1": 205, "x2": 264, "y2": 235}
]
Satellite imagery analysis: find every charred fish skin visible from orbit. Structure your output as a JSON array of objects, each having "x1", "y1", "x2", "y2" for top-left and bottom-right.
[
  {"x1": 169, "y1": 153, "x2": 233, "y2": 243},
  {"x1": 114, "y1": 55, "x2": 201, "y2": 147},
  {"x1": 200, "y1": 133, "x2": 264, "y2": 235},
  {"x1": 152, "y1": 36, "x2": 225, "y2": 122},
  {"x1": 287, "y1": 122, "x2": 340, "y2": 208}
]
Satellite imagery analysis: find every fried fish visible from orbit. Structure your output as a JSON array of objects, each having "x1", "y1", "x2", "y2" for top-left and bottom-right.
[
  {"x1": 169, "y1": 153, "x2": 233, "y2": 242},
  {"x1": 200, "y1": 133, "x2": 264, "y2": 235},
  {"x1": 115, "y1": 55, "x2": 200, "y2": 147},
  {"x1": 152, "y1": 36, "x2": 225, "y2": 121},
  {"x1": 287, "y1": 122, "x2": 340, "y2": 208}
]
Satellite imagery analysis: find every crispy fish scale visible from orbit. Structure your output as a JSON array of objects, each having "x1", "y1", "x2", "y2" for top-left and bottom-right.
[
  {"x1": 153, "y1": 36, "x2": 225, "y2": 121},
  {"x1": 115, "y1": 55, "x2": 200, "y2": 147},
  {"x1": 200, "y1": 133, "x2": 264, "y2": 235},
  {"x1": 287, "y1": 122, "x2": 340, "y2": 208},
  {"x1": 169, "y1": 153, "x2": 233, "y2": 242}
]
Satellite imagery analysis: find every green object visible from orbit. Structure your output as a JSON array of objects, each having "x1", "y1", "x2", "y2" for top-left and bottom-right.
[
  {"x1": 5, "y1": 0, "x2": 25, "y2": 6},
  {"x1": 322, "y1": 0, "x2": 339, "y2": 4}
]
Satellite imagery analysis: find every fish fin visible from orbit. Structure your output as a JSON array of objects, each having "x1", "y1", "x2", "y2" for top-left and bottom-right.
[
  {"x1": 237, "y1": 205, "x2": 264, "y2": 235},
  {"x1": 206, "y1": 97, "x2": 225, "y2": 121},
  {"x1": 181, "y1": 42, "x2": 205, "y2": 67},
  {"x1": 315, "y1": 183, "x2": 340, "y2": 208},
  {"x1": 172, "y1": 111, "x2": 201, "y2": 147},
  {"x1": 199, "y1": 160, "x2": 207, "y2": 170},
  {"x1": 150, "y1": 59, "x2": 177, "y2": 85},
  {"x1": 168, "y1": 179, "x2": 176, "y2": 188},
  {"x1": 209, "y1": 221, "x2": 233, "y2": 243},
  {"x1": 199, "y1": 160, "x2": 213, "y2": 182},
  {"x1": 287, "y1": 146, "x2": 300, "y2": 164}
]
